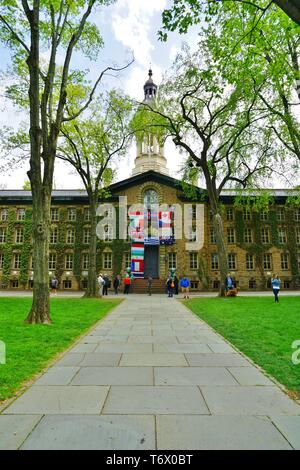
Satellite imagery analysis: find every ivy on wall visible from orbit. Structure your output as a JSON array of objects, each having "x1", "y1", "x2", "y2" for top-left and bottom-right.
[
  {"x1": 235, "y1": 205, "x2": 299, "y2": 288},
  {"x1": 1, "y1": 210, "x2": 16, "y2": 288},
  {"x1": 19, "y1": 210, "x2": 32, "y2": 287},
  {"x1": 74, "y1": 208, "x2": 84, "y2": 285}
]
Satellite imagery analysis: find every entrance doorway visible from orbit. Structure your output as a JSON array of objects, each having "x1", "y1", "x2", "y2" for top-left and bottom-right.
[{"x1": 144, "y1": 245, "x2": 159, "y2": 279}]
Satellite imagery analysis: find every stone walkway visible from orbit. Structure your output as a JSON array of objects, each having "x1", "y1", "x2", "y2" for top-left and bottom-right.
[{"x1": 1, "y1": 295, "x2": 300, "y2": 450}]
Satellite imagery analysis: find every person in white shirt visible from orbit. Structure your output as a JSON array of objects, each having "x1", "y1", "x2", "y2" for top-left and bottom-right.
[{"x1": 97, "y1": 273, "x2": 104, "y2": 298}]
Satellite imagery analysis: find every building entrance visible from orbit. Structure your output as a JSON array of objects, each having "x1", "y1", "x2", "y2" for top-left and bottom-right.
[{"x1": 144, "y1": 245, "x2": 159, "y2": 279}]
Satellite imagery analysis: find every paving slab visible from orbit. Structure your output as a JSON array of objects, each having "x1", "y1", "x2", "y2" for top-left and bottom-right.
[
  {"x1": 154, "y1": 367, "x2": 238, "y2": 386},
  {"x1": 177, "y1": 335, "x2": 223, "y2": 344},
  {"x1": 128, "y1": 335, "x2": 178, "y2": 344},
  {"x1": 71, "y1": 367, "x2": 153, "y2": 385},
  {"x1": 228, "y1": 366, "x2": 275, "y2": 386},
  {"x1": 102, "y1": 386, "x2": 209, "y2": 415},
  {"x1": 92, "y1": 335, "x2": 129, "y2": 343},
  {"x1": 21, "y1": 415, "x2": 155, "y2": 450},
  {"x1": 79, "y1": 353, "x2": 121, "y2": 366},
  {"x1": 34, "y1": 367, "x2": 80, "y2": 386},
  {"x1": 0, "y1": 415, "x2": 42, "y2": 450},
  {"x1": 94, "y1": 343, "x2": 153, "y2": 353},
  {"x1": 79, "y1": 335, "x2": 105, "y2": 344},
  {"x1": 154, "y1": 343, "x2": 211, "y2": 353},
  {"x1": 201, "y1": 386, "x2": 300, "y2": 415},
  {"x1": 119, "y1": 353, "x2": 188, "y2": 367},
  {"x1": 3, "y1": 294, "x2": 300, "y2": 450},
  {"x1": 156, "y1": 415, "x2": 292, "y2": 450},
  {"x1": 208, "y1": 343, "x2": 236, "y2": 353},
  {"x1": 55, "y1": 353, "x2": 85, "y2": 367},
  {"x1": 3, "y1": 386, "x2": 109, "y2": 415},
  {"x1": 69, "y1": 343, "x2": 98, "y2": 353},
  {"x1": 271, "y1": 416, "x2": 300, "y2": 449},
  {"x1": 185, "y1": 353, "x2": 251, "y2": 367}
]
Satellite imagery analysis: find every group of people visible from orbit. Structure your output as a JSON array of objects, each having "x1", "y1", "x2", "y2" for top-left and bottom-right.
[
  {"x1": 51, "y1": 271, "x2": 282, "y2": 302},
  {"x1": 225, "y1": 272, "x2": 281, "y2": 302},
  {"x1": 97, "y1": 273, "x2": 132, "y2": 296},
  {"x1": 163, "y1": 274, "x2": 191, "y2": 299}
]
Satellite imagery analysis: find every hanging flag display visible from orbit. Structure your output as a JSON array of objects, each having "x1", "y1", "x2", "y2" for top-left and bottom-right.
[
  {"x1": 131, "y1": 243, "x2": 144, "y2": 278},
  {"x1": 159, "y1": 210, "x2": 174, "y2": 245},
  {"x1": 128, "y1": 210, "x2": 145, "y2": 242}
]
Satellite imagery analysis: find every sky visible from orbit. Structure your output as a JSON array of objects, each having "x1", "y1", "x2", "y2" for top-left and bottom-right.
[
  {"x1": 0, "y1": 1, "x2": 295, "y2": 190},
  {"x1": 0, "y1": 0, "x2": 201, "y2": 190}
]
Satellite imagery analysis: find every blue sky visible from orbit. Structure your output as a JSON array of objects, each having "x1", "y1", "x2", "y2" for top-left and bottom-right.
[{"x1": 0, "y1": 0, "x2": 200, "y2": 189}]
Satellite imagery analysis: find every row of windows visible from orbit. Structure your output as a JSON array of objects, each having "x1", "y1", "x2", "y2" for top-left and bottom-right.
[
  {"x1": 2, "y1": 224, "x2": 299, "y2": 246},
  {"x1": 1, "y1": 250, "x2": 299, "y2": 272},
  {"x1": 210, "y1": 208, "x2": 300, "y2": 222},
  {"x1": 2, "y1": 207, "x2": 300, "y2": 223},
  {"x1": 0, "y1": 252, "x2": 115, "y2": 271},
  {"x1": 0, "y1": 227, "x2": 95, "y2": 245},
  {"x1": 210, "y1": 252, "x2": 297, "y2": 271},
  {"x1": 210, "y1": 226, "x2": 300, "y2": 245},
  {"x1": 0, "y1": 208, "x2": 91, "y2": 223}
]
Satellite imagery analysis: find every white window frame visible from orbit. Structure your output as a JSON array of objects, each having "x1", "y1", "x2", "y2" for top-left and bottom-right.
[
  {"x1": 65, "y1": 253, "x2": 73, "y2": 270},
  {"x1": 103, "y1": 252, "x2": 112, "y2": 269},
  {"x1": 189, "y1": 252, "x2": 198, "y2": 270}
]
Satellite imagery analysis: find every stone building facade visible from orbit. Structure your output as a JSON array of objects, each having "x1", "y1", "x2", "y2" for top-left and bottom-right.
[{"x1": 0, "y1": 71, "x2": 299, "y2": 292}]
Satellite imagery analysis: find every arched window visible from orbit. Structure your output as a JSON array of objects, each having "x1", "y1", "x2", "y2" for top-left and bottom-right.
[{"x1": 144, "y1": 189, "x2": 158, "y2": 208}]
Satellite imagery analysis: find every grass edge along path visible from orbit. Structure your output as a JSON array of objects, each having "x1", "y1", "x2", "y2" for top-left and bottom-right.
[
  {"x1": 0, "y1": 297, "x2": 122, "y2": 404},
  {"x1": 184, "y1": 296, "x2": 300, "y2": 400}
]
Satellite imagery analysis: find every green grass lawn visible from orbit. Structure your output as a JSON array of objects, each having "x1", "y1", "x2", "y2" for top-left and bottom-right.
[
  {"x1": 0, "y1": 297, "x2": 121, "y2": 402},
  {"x1": 185, "y1": 296, "x2": 300, "y2": 399}
]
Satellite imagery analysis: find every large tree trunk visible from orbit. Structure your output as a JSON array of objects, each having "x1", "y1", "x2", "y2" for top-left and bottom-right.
[
  {"x1": 25, "y1": 189, "x2": 51, "y2": 324},
  {"x1": 212, "y1": 211, "x2": 228, "y2": 297},
  {"x1": 25, "y1": 2, "x2": 52, "y2": 324},
  {"x1": 84, "y1": 195, "x2": 99, "y2": 298},
  {"x1": 204, "y1": 172, "x2": 228, "y2": 297}
]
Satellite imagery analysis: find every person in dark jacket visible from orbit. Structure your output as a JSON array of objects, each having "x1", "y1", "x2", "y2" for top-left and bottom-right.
[
  {"x1": 147, "y1": 275, "x2": 153, "y2": 296},
  {"x1": 174, "y1": 275, "x2": 179, "y2": 295},
  {"x1": 103, "y1": 274, "x2": 110, "y2": 295},
  {"x1": 166, "y1": 277, "x2": 174, "y2": 298},
  {"x1": 51, "y1": 277, "x2": 58, "y2": 295},
  {"x1": 113, "y1": 275, "x2": 121, "y2": 295}
]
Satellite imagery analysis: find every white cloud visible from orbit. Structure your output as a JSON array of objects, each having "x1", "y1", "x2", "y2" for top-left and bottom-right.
[{"x1": 111, "y1": 0, "x2": 167, "y2": 67}]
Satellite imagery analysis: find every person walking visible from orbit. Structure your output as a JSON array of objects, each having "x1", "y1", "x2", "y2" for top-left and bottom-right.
[
  {"x1": 166, "y1": 276, "x2": 174, "y2": 298},
  {"x1": 124, "y1": 276, "x2": 131, "y2": 295},
  {"x1": 113, "y1": 275, "x2": 121, "y2": 295},
  {"x1": 174, "y1": 275, "x2": 179, "y2": 295},
  {"x1": 103, "y1": 274, "x2": 110, "y2": 295},
  {"x1": 180, "y1": 275, "x2": 190, "y2": 299},
  {"x1": 51, "y1": 277, "x2": 58, "y2": 295},
  {"x1": 97, "y1": 273, "x2": 104, "y2": 298},
  {"x1": 271, "y1": 274, "x2": 281, "y2": 303},
  {"x1": 147, "y1": 275, "x2": 153, "y2": 296}
]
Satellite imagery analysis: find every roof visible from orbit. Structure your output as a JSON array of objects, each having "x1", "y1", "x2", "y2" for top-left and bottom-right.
[{"x1": 0, "y1": 174, "x2": 298, "y2": 204}]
